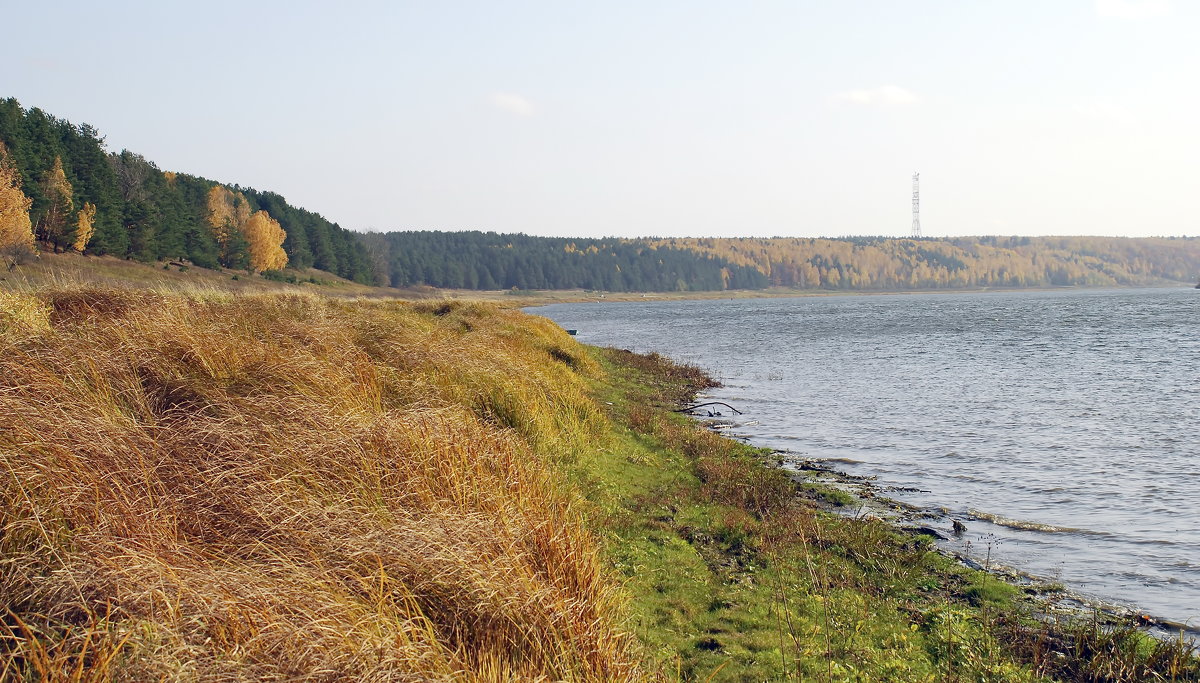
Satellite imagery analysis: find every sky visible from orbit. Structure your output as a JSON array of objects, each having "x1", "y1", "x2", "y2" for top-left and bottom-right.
[{"x1": 4, "y1": 0, "x2": 1198, "y2": 238}]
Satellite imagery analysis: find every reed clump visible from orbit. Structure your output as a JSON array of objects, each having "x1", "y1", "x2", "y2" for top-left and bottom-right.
[{"x1": 0, "y1": 288, "x2": 642, "y2": 680}]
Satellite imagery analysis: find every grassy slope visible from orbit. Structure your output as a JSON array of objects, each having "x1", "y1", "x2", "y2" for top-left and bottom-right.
[
  {"x1": 1, "y1": 252, "x2": 408, "y2": 298},
  {"x1": 0, "y1": 288, "x2": 644, "y2": 680},
  {"x1": 1, "y1": 283, "x2": 1196, "y2": 681}
]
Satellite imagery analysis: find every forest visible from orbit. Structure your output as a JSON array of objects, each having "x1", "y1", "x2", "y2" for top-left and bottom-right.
[
  {"x1": 359, "y1": 230, "x2": 769, "y2": 291},
  {"x1": 3, "y1": 97, "x2": 1198, "y2": 293},
  {"x1": 0, "y1": 99, "x2": 373, "y2": 283},
  {"x1": 644, "y1": 234, "x2": 1200, "y2": 290},
  {"x1": 362, "y1": 231, "x2": 1200, "y2": 292}
]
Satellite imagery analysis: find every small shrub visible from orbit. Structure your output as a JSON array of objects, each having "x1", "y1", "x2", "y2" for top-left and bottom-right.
[
  {"x1": 626, "y1": 405, "x2": 660, "y2": 435},
  {"x1": 261, "y1": 269, "x2": 297, "y2": 283},
  {"x1": 695, "y1": 454, "x2": 794, "y2": 519},
  {"x1": 1, "y1": 243, "x2": 36, "y2": 271}
]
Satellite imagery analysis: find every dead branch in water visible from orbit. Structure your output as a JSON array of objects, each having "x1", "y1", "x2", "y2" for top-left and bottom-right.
[{"x1": 675, "y1": 401, "x2": 743, "y2": 415}]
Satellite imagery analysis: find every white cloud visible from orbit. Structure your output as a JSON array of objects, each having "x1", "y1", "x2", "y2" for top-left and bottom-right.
[
  {"x1": 490, "y1": 92, "x2": 536, "y2": 116},
  {"x1": 830, "y1": 85, "x2": 919, "y2": 107},
  {"x1": 1095, "y1": 0, "x2": 1171, "y2": 19}
]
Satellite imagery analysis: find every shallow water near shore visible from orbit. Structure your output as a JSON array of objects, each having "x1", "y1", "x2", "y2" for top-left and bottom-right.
[{"x1": 535, "y1": 287, "x2": 1200, "y2": 629}]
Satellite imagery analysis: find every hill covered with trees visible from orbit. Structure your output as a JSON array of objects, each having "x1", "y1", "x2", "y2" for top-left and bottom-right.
[
  {"x1": 645, "y1": 235, "x2": 1200, "y2": 290},
  {"x1": 3, "y1": 97, "x2": 1198, "y2": 293},
  {"x1": 363, "y1": 231, "x2": 1200, "y2": 292},
  {"x1": 0, "y1": 98, "x2": 373, "y2": 282}
]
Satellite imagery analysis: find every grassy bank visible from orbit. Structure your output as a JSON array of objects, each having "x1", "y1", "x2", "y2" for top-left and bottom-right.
[
  {"x1": 580, "y1": 350, "x2": 1200, "y2": 681},
  {"x1": 1, "y1": 287, "x2": 642, "y2": 680},
  {"x1": 1, "y1": 287, "x2": 1196, "y2": 680}
]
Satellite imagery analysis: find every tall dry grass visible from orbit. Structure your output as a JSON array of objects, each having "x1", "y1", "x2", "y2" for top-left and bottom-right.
[{"x1": 0, "y1": 288, "x2": 647, "y2": 680}]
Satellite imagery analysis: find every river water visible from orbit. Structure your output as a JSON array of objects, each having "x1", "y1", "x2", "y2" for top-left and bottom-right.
[{"x1": 534, "y1": 288, "x2": 1200, "y2": 628}]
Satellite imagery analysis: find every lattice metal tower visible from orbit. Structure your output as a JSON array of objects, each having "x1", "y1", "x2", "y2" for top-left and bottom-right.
[{"x1": 911, "y1": 172, "x2": 922, "y2": 238}]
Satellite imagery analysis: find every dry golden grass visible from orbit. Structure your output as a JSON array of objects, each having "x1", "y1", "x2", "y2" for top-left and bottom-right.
[
  {"x1": 0, "y1": 287, "x2": 647, "y2": 680},
  {"x1": 0, "y1": 251, "x2": 435, "y2": 300}
]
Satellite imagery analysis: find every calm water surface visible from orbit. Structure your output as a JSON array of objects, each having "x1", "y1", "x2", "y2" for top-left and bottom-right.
[{"x1": 535, "y1": 288, "x2": 1200, "y2": 627}]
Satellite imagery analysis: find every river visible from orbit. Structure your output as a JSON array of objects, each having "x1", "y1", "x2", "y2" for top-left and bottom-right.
[{"x1": 534, "y1": 287, "x2": 1200, "y2": 629}]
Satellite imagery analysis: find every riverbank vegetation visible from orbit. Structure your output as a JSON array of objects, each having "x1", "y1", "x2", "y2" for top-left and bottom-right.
[
  {"x1": 3, "y1": 285, "x2": 1197, "y2": 680},
  {"x1": 589, "y1": 349, "x2": 1200, "y2": 681}
]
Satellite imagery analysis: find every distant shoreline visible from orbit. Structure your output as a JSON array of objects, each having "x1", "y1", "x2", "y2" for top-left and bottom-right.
[
  {"x1": 5, "y1": 252, "x2": 1192, "y2": 307},
  {"x1": 504, "y1": 281, "x2": 1195, "y2": 308}
]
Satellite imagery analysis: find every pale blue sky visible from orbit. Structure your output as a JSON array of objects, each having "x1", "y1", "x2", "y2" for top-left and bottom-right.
[{"x1": 4, "y1": 1, "x2": 1196, "y2": 237}]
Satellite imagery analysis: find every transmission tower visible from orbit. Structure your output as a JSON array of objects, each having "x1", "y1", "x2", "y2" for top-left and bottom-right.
[{"x1": 911, "y1": 172, "x2": 921, "y2": 238}]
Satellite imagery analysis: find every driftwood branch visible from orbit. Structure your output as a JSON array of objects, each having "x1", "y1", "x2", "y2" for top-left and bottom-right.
[{"x1": 675, "y1": 401, "x2": 743, "y2": 415}]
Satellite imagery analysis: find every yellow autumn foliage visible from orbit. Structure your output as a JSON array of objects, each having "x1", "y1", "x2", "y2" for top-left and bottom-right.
[
  {"x1": 39, "y1": 156, "x2": 75, "y2": 250},
  {"x1": 0, "y1": 143, "x2": 35, "y2": 262},
  {"x1": 243, "y1": 210, "x2": 288, "y2": 272},
  {"x1": 647, "y1": 235, "x2": 1200, "y2": 290},
  {"x1": 73, "y1": 202, "x2": 96, "y2": 252},
  {"x1": 205, "y1": 185, "x2": 250, "y2": 249}
]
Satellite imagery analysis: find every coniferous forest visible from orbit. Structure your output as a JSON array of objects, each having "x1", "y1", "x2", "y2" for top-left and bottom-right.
[
  {"x1": 0, "y1": 99, "x2": 373, "y2": 282},
  {"x1": 358, "y1": 231, "x2": 769, "y2": 291},
  {"x1": 2, "y1": 97, "x2": 1199, "y2": 292}
]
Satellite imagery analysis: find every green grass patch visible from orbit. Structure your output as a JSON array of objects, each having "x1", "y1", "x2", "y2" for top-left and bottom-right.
[{"x1": 572, "y1": 345, "x2": 1200, "y2": 681}]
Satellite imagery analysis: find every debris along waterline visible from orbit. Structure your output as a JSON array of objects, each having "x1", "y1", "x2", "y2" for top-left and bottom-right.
[{"x1": 788, "y1": 454, "x2": 1200, "y2": 643}]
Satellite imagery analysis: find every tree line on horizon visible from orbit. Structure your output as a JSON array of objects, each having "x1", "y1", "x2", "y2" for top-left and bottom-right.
[
  {"x1": 358, "y1": 231, "x2": 770, "y2": 291},
  {"x1": 644, "y1": 234, "x2": 1200, "y2": 290},
  {"x1": 359, "y1": 231, "x2": 1200, "y2": 292},
  {"x1": 3, "y1": 97, "x2": 1198, "y2": 292}
]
